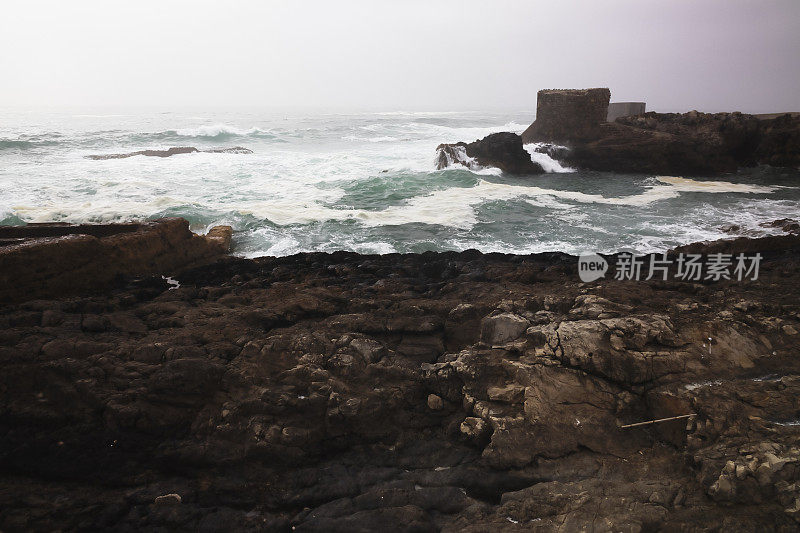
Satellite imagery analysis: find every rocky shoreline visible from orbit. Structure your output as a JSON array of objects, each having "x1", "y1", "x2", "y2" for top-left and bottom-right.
[
  {"x1": 0, "y1": 218, "x2": 232, "y2": 303},
  {"x1": 2, "y1": 221, "x2": 800, "y2": 530},
  {"x1": 437, "y1": 88, "x2": 800, "y2": 176}
]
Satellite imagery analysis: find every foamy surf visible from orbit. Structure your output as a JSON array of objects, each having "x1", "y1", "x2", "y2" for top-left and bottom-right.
[
  {"x1": 231, "y1": 176, "x2": 783, "y2": 229},
  {"x1": 524, "y1": 143, "x2": 575, "y2": 173},
  {"x1": 172, "y1": 124, "x2": 273, "y2": 137},
  {"x1": 655, "y1": 176, "x2": 780, "y2": 193},
  {"x1": 2, "y1": 109, "x2": 798, "y2": 257}
]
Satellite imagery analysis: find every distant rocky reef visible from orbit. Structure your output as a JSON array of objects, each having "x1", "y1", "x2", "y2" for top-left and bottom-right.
[
  {"x1": 438, "y1": 88, "x2": 800, "y2": 175},
  {"x1": 86, "y1": 146, "x2": 252, "y2": 160},
  {"x1": 561, "y1": 109, "x2": 799, "y2": 175}
]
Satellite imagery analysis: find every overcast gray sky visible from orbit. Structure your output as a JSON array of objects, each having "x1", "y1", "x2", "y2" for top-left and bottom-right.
[{"x1": 1, "y1": 0, "x2": 798, "y2": 113}]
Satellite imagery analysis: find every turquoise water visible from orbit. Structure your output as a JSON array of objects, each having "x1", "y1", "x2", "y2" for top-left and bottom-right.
[{"x1": 1, "y1": 108, "x2": 798, "y2": 256}]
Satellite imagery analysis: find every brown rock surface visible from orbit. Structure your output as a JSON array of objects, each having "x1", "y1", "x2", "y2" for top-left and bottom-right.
[
  {"x1": 556, "y1": 111, "x2": 800, "y2": 174},
  {"x1": 0, "y1": 218, "x2": 231, "y2": 303},
  {"x1": 1, "y1": 235, "x2": 800, "y2": 529}
]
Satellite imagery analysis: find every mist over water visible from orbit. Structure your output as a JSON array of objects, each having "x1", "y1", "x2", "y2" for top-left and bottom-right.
[{"x1": 1, "y1": 109, "x2": 799, "y2": 257}]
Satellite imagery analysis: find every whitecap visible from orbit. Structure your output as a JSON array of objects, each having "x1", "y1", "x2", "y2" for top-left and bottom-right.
[
  {"x1": 342, "y1": 135, "x2": 399, "y2": 143},
  {"x1": 655, "y1": 176, "x2": 780, "y2": 193},
  {"x1": 172, "y1": 124, "x2": 270, "y2": 137},
  {"x1": 523, "y1": 142, "x2": 575, "y2": 173}
]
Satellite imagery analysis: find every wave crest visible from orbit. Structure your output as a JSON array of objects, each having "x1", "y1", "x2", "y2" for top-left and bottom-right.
[
  {"x1": 169, "y1": 124, "x2": 275, "y2": 139},
  {"x1": 0, "y1": 138, "x2": 60, "y2": 151}
]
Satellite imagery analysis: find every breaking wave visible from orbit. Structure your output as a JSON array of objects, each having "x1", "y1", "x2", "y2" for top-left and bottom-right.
[
  {"x1": 0, "y1": 138, "x2": 61, "y2": 151},
  {"x1": 169, "y1": 124, "x2": 276, "y2": 139},
  {"x1": 214, "y1": 177, "x2": 784, "y2": 229},
  {"x1": 3, "y1": 109, "x2": 798, "y2": 257}
]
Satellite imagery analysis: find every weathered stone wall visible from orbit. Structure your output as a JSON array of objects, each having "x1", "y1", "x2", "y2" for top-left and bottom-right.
[
  {"x1": 521, "y1": 88, "x2": 611, "y2": 144},
  {"x1": 607, "y1": 102, "x2": 646, "y2": 122}
]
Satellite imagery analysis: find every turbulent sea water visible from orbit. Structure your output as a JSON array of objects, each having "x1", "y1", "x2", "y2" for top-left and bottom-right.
[{"x1": 1, "y1": 109, "x2": 799, "y2": 257}]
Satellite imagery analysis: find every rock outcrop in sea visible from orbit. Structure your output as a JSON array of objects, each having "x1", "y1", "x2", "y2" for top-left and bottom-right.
[
  {"x1": 438, "y1": 88, "x2": 800, "y2": 175},
  {"x1": 435, "y1": 132, "x2": 544, "y2": 175},
  {"x1": 2, "y1": 218, "x2": 800, "y2": 530},
  {"x1": 524, "y1": 88, "x2": 800, "y2": 174},
  {"x1": 562, "y1": 110, "x2": 799, "y2": 174},
  {"x1": 86, "y1": 146, "x2": 253, "y2": 160}
]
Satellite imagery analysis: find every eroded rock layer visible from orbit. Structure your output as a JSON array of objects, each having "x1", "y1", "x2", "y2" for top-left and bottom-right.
[
  {"x1": 1, "y1": 236, "x2": 800, "y2": 530},
  {"x1": 514, "y1": 88, "x2": 800, "y2": 175},
  {"x1": 561, "y1": 111, "x2": 797, "y2": 175},
  {"x1": 0, "y1": 218, "x2": 231, "y2": 303}
]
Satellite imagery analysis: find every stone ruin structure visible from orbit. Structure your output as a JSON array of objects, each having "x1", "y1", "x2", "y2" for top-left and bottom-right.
[
  {"x1": 607, "y1": 102, "x2": 647, "y2": 122},
  {"x1": 521, "y1": 87, "x2": 611, "y2": 144}
]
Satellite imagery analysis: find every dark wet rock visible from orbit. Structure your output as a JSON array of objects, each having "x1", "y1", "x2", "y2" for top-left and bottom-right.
[
  {"x1": 761, "y1": 218, "x2": 800, "y2": 234},
  {"x1": 515, "y1": 88, "x2": 800, "y2": 174},
  {"x1": 87, "y1": 146, "x2": 199, "y2": 159},
  {"x1": 562, "y1": 111, "x2": 765, "y2": 174},
  {"x1": 0, "y1": 219, "x2": 231, "y2": 303},
  {"x1": 557, "y1": 110, "x2": 800, "y2": 174},
  {"x1": 531, "y1": 142, "x2": 571, "y2": 161},
  {"x1": 755, "y1": 113, "x2": 800, "y2": 168},
  {"x1": 2, "y1": 234, "x2": 800, "y2": 530},
  {"x1": 436, "y1": 133, "x2": 544, "y2": 175}
]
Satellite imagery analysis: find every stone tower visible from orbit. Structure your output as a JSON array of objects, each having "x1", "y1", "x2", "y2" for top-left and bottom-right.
[{"x1": 521, "y1": 88, "x2": 611, "y2": 144}]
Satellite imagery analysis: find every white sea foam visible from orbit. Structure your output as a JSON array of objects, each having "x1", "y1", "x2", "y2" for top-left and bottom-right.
[
  {"x1": 9, "y1": 174, "x2": 785, "y2": 231},
  {"x1": 2, "y1": 109, "x2": 798, "y2": 257},
  {"x1": 172, "y1": 124, "x2": 270, "y2": 137},
  {"x1": 342, "y1": 135, "x2": 399, "y2": 143},
  {"x1": 528, "y1": 151, "x2": 574, "y2": 173},
  {"x1": 655, "y1": 176, "x2": 779, "y2": 193},
  {"x1": 232, "y1": 177, "x2": 779, "y2": 229},
  {"x1": 524, "y1": 143, "x2": 575, "y2": 173}
]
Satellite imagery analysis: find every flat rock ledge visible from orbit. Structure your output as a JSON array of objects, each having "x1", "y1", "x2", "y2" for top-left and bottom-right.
[{"x1": 0, "y1": 218, "x2": 231, "y2": 303}]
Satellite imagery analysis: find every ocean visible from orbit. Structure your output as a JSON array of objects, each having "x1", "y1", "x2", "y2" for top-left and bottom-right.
[{"x1": 1, "y1": 108, "x2": 798, "y2": 257}]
